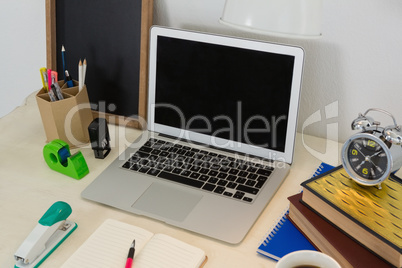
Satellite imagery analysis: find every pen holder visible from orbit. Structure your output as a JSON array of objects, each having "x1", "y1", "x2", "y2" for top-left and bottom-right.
[{"x1": 36, "y1": 80, "x2": 93, "y2": 147}]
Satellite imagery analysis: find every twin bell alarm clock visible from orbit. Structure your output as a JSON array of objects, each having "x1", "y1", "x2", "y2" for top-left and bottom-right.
[{"x1": 341, "y1": 108, "x2": 402, "y2": 188}]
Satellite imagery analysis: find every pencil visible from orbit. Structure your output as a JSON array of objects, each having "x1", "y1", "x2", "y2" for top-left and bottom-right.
[
  {"x1": 78, "y1": 59, "x2": 83, "y2": 91},
  {"x1": 82, "y1": 58, "x2": 87, "y2": 88}
]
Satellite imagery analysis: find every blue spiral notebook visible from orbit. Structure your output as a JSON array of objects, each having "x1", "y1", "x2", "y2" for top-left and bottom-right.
[{"x1": 257, "y1": 162, "x2": 334, "y2": 261}]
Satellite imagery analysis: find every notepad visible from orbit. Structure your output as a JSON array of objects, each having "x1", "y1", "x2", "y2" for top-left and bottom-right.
[
  {"x1": 62, "y1": 219, "x2": 207, "y2": 268},
  {"x1": 257, "y1": 210, "x2": 316, "y2": 261},
  {"x1": 257, "y1": 162, "x2": 334, "y2": 261}
]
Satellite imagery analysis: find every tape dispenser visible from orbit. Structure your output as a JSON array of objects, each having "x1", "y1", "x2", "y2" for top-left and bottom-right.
[{"x1": 43, "y1": 139, "x2": 89, "y2": 179}]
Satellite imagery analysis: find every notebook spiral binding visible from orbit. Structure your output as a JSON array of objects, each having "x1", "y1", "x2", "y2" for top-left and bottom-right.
[{"x1": 261, "y1": 208, "x2": 289, "y2": 246}]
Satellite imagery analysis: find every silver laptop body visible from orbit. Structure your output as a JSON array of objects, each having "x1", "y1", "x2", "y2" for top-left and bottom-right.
[{"x1": 82, "y1": 26, "x2": 304, "y2": 244}]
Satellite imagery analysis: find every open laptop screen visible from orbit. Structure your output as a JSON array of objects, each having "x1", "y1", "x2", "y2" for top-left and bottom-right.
[{"x1": 148, "y1": 27, "x2": 304, "y2": 163}]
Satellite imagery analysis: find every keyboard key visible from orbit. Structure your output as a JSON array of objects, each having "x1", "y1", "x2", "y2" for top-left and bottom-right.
[
  {"x1": 122, "y1": 162, "x2": 132, "y2": 169},
  {"x1": 245, "y1": 180, "x2": 256, "y2": 187},
  {"x1": 147, "y1": 168, "x2": 160, "y2": 176},
  {"x1": 208, "y1": 170, "x2": 218, "y2": 177},
  {"x1": 208, "y1": 177, "x2": 218, "y2": 184},
  {"x1": 256, "y1": 168, "x2": 273, "y2": 176},
  {"x1": 190, "y1": 172, "x2": 200, "y2": 179},
  {"x1": 247, "y1": 173, "x2": 258, "y2": 180},
  {"x1": 202, "y1": 183, "x2": 216, "y2": 191},
  {"x1": 139, "y1": 146, "x2": 152, "y2": 153},
  {"x1": 226, "y1": 175, "x2": 237, "y2": 182},
  {"x1": 234, "y1": 191, "x2": 245, "y2": 199},
  {"x1": 199, "y1": 175, "x2": 209, "y2": 181},
  {"x1": 236, "y1": 184, "x2": 259, "y2": 195},
  {"x1": 172, "y1": 168, "x2": 183, "y2": 174},
  {"x1": 236, "y1": 177, "x2": 246, "y2": 184},
  {"x1": 158, "y1": 171, "x2": 204, "y2": 188},
  {"x1": 217, "y1": 173, "x2": 227, "y2": 179},
  {"x1": 139, "y1": 166, "x2": 150, "y2": 173},
  {"x1": 181, "y1": 170, "x2": 191, "y2": 177},
  {"x1": 227, "y1": 182, "x2": 237, "y2": 189},
  {"x1": 214, "y1": 186, "x2": 225, "y2": 194},
  {"x1": 217, "y1": 179, "x2": 227, "y2": 186},
  {"x1": 243, "y1": 197, "x2": 253, "y2": 202}
]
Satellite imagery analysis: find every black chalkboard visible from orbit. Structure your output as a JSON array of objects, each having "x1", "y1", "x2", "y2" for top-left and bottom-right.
[{"x1": 46, "y1": 0, "x2": 153, "y2": 127}]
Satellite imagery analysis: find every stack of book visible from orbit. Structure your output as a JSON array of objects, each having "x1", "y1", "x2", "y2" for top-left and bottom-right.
[{"x1": 287, "y1": 163, "x2": 401, "y2": 268}]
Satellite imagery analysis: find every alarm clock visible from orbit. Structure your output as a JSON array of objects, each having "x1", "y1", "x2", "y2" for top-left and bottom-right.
[{"x1": 341, "y1": 108, "x2": 402, "y2": 188}]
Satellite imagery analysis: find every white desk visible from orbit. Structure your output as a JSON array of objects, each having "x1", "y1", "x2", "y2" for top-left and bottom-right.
[{"x1": 1, "y1": 92, "x2": 365, "y2": 268}]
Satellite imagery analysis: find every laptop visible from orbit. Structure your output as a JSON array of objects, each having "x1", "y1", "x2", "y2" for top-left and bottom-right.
[{"x1": 82, "y1": 26, "x2": 304, "y2": 244}]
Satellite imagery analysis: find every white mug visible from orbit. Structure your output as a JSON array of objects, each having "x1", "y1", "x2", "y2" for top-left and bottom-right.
[{"x1": 276, "y1": 250, "x2": 341, "y2": 268}]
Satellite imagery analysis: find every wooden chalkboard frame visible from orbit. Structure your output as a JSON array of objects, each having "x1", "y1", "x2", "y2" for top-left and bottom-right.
[{"x1": 45, "y1": 0, "x2": 153, "y2": 129}]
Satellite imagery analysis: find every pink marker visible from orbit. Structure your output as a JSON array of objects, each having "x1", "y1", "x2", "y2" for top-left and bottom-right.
[{"x1": 47, "y1": 69, "x2": 52, "y2": 89}]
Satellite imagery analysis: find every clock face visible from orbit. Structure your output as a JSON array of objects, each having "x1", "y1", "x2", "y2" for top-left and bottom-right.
[{"x1": 346, "y1": 136, "x2": 388, "y2": 181}]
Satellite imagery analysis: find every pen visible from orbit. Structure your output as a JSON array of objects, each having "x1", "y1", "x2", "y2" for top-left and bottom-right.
[
  {"x1": 125, "y1": 239, "x2": 135, "y2": 268},
  {"x1": 65, "y1": 70, "x2": 74, "y2": 88},
  {"x1": 62, "y1": 45, "x2": 67, "y2": 81}
]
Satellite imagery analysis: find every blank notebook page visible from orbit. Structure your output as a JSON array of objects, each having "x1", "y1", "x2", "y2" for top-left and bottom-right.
[
  {"x1": 62, "y1": 219, "x2": 206, "y2": 268},
  {"x1": 61, "y1": 219, "x2": 153, "y2": 268}
]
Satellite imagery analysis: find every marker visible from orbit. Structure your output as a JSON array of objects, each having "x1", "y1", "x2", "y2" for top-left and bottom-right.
[
  {"x1": 40, "y1": 67, "x2": 48, "y2": 91},
  {"x1": 78, "y1": 59, "x2": 83, "y2": 91},
  {"x1": 62, "y1": 45, "x2": 67, "y2": 81},
  {"x1": 51, "y1": 71, "x2": 58, "y2": 85},
  {"x1": 125, "y1": 240, "x2": 135, "y2": 268},
  {"x1": 47, "y1": 69, "x2": 52, "y2": 90},
  {"x1": 65, "y1": 70, "x2": 74, "y2": 88}
]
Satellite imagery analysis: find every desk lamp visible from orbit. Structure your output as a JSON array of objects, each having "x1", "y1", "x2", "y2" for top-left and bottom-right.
[{"x1": 220, "y1": 0, "x2": 322, "y2": 38}]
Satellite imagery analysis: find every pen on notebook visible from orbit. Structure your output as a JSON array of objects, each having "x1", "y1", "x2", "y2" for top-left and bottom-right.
[
  {"x1": 62, "y1": 45, "x2": 67, "y2": 81},
  {"x1": 78, "y1": 59, "x2": 83, "y2": 91},
  {"x1": 125, "y1": 239, "x2": 135, "y2": 268}
]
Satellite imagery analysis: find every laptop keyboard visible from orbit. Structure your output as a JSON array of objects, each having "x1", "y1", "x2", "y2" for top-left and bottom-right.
[{"x1": 121, "y1": 138, "x2": 274, "y2": 203}]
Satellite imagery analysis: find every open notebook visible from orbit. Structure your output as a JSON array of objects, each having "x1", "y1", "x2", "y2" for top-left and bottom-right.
[{"x1": 62, "y1": 219, "x2": 207, "y2": 268}]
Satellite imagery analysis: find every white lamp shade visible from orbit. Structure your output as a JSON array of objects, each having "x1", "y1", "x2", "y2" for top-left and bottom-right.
[{"x1": 220, "y1": 0, "x2": 322, "y2": 38}]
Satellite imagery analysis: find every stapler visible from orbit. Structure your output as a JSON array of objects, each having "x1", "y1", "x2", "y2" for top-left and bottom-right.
[{"x1": 14, "y1": 201, "x2": 77, "y2": 268}]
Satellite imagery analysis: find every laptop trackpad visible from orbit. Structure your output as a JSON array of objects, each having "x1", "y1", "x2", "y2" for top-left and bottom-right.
[{"x1": 131, "y1": 183, "x2": 203, "y2": 222}]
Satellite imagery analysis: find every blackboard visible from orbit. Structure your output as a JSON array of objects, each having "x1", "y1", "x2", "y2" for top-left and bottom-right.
[{"x1": 46, "y1": 0, "x2": 153, "y2": 128}]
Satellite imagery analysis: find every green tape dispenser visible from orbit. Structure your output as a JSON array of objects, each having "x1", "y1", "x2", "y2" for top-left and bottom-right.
[{"x1": 43, "y1": 139, "x2": 89, "y2": 179}]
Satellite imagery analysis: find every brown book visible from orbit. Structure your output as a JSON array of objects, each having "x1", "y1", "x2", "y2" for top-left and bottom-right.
[
  {"x1": 301, "y1": 165, "x2": 402, "y2": 267},
  {"x1": 288, "y1": 193, "x2": 392, "y2": 268}
]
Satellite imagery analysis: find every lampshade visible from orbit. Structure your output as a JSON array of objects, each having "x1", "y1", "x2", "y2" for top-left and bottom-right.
[{"x1": 220, "y1": 0, "x2": 322, "y2": 38}]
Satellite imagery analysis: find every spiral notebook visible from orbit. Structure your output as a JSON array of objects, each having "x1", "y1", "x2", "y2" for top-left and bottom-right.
[{"x1": 257, "y1": 162, "x2": 334, "y2": 261}]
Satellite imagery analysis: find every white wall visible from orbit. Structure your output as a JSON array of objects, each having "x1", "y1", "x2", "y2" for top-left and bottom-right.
[
  {"x1": 0, "y1": 0, "x2": 46, "y2": 118},
  {"x1": 1, "y1": 0, "x2": 402, "y2": 143}
]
